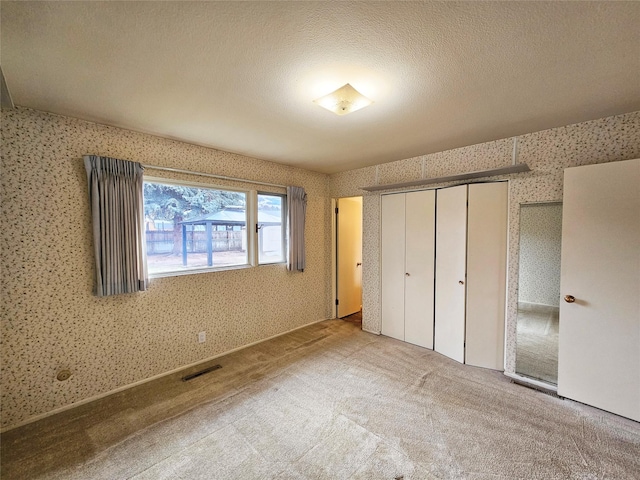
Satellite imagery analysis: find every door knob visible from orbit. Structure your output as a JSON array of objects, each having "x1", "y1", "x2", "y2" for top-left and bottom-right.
[
  {"x1": 564, "y1": 295, "x2": 576, "y2": 303},
  {"x1": 459, "y1": 280, "x2": 464, "y2": 285},
  {"x1": 356, "y1": 263, "x2": 362, "y2": 267},
  {"x1": 405, "y1": 272, "x2": 410, "y2": 277}
]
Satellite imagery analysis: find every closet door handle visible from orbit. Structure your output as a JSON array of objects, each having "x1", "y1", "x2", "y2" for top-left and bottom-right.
[
  {"x1": 564, "y1": 295, "x2": 576, "y2": 303},
  {"x1": 459, "y1": 280, "x2": 464, "y2": 285},
  {"x1": 405, "y1": 272, "x2": 410, "y2": 277}
]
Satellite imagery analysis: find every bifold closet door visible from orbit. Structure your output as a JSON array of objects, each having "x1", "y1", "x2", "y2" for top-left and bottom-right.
[
  {"x1": 434, "y1": 185, "x2": 468, "y2": 363},
  {"x1": 404, "y1": 190, "x2": 436, "y2": 349},
  {"x1": 465, "y1": 182, "x2": 508, "y2": 370},
  {"x1": 381, "y1": 193, "x2": 405, "y2": 340}
]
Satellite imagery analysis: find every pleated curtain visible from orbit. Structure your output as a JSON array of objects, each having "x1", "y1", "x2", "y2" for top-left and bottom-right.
[
  {"x1": 84, "y1": 155, "x2": 148, "y2": 296},
  {"x1": 286, "y1": 186, "x2": 307, "y2": 272}
]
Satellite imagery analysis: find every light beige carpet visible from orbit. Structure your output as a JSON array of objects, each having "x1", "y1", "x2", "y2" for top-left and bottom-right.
[{"x1": 2, "y1": 319, "x2": 639, "y2": 479}]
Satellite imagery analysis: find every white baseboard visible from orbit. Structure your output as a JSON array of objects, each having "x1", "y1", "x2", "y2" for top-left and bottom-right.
[{"x1": 2, "y1": 317, "x2": 331, "y2": 433}]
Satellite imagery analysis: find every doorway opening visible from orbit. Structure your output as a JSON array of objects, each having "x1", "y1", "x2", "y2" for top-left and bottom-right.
[
  {"x1": 516, "y1": 202, "x2": 562, "y2": 385},
  {"x1": 332, "y1": 196, "x2": 363, "y2": 324}
]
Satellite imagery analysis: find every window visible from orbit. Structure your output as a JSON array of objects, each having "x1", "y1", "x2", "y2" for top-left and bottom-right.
[
  {"x1": 143, "y1": 178, "x2": 287, "y2": 276},
  {"x1": 257, "y1": 193, "x2": 286, "y2": 264},
  {"x1": 144, "y1": 179, "x2": 249, "y2": 276}
]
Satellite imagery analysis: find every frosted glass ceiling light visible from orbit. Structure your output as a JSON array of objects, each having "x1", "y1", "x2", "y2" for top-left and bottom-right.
[{"x1": 313, "y1": 83, "x2": 373, "y2": 116}]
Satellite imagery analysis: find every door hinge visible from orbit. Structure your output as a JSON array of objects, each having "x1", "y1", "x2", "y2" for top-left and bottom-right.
[
  {"x1": 335, "y1": 299, "x2": 339, "y2": 306},
  {"x1": 335, "y1": 207, "x2": 339, "y2": 214}
]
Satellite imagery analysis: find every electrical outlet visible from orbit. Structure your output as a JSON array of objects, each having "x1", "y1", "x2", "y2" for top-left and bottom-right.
[{"x1": 198, "y1": 331, "x2": 206, "y2": 343}]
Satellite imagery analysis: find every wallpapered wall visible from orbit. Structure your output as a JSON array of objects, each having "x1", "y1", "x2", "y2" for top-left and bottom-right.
[
  {"x1": 330, "y1": 111, "x2": 640, "y2": 375},
  {"x1": 518, "y1": 203, "x2": 563, "y2": 307},
  {"x1": 3, "y1": 107, "x2": 639, "y2": 430},
  {"x1": 1, "y1": 107, "x2": 332, "y2": 430}
]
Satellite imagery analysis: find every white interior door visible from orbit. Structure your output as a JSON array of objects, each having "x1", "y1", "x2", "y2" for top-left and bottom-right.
[
  {"x1": 337, "y1": 197, "x2": 363, "y2": 318},
  {"x1": 558, "y1": 159, "x2": 640, "y2": 421},
  {"x1": 404, "y1": 190, "x2": 436, "y2": 349},
  {"x1": 435, "y1": 185, "x2": 468, "y2": 363},
  {"x1": 381, "y1": 194, "x2": 406, "y2": 340},
  {"x1": 465, "y1": 182, "x2": 508, "y2": 370}
]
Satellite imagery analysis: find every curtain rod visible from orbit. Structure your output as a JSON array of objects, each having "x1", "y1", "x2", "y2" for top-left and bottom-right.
[{"x1": 142, "y1": 164, "x2": 288, "y2": 189}]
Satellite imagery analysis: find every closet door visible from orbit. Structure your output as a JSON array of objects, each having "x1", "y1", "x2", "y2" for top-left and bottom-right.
[
  {"x1": 434, "y1": 185, "x2": 468, "y2": 363},
  {"x1": 558, "y1": 159, "x2": 640, "y2": 421},
  {"x1": 404, "y1": 190, "x2": 436, "y2": 349},
  {"x1": 465, "y1": 182, "x2": 508, "y2": 370},
  {"x1": 381, "y1": 194, "x2": 405, "y2": 340}
]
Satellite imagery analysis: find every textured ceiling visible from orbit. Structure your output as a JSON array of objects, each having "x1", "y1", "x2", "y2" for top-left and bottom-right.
[{"x1": 2, "y1": 2, "x2": 639, "y2": 174}]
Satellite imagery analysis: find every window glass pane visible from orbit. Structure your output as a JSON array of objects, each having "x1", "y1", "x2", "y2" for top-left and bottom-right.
[
  {"x1": 258, "y1": 193, "x2": 285, "y2": 264},
  {"x1": 144, "y1": 181, "x2": 248, "y2": 275}
]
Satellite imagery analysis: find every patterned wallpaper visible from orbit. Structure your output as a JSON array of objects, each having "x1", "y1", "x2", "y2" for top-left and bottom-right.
[
  {"x1": 3, "y1": 107, "x2": 639, "y2": 430},
  {"x1": 518, "y1": 203, "x2": 563, "y2": 307},
  {"x1": 1, "y1": 107, "x2": 332, "y2": 429},
  {"x1": 330, "y1": 111, "x2": 640, "y2": 374}
]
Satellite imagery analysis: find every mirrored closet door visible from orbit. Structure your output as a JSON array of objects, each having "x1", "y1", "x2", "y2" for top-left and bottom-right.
[{"x1": 516, "y1": 202, "x2": 562, "y2": 385}]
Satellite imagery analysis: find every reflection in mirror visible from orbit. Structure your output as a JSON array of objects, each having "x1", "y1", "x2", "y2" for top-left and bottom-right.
[{"x1": 516, "y1": 202, "x2": 562, "y2": 385}]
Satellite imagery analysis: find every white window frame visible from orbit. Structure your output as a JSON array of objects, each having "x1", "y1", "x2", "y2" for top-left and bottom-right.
[
  {"x1": 143, "y1": 175, "x2": 256, "y2": 278},
  {"x1": 257, "y1": 191, "x2": 287, "y2": 266}
]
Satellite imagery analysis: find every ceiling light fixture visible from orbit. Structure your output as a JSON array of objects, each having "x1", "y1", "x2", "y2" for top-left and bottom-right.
[{"x1": 313, "y1": 83, "x2": 373, "y2": 116}]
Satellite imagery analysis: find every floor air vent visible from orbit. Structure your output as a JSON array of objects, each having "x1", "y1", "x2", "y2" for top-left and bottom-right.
[{"x1": 182, "y1": 364, "x2": 222, "y2": 382}]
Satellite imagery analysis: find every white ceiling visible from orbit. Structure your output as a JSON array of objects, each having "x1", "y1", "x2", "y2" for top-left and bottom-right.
[{"x1": 2, "y1": 1, "x2": 639, "y2": 174}]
